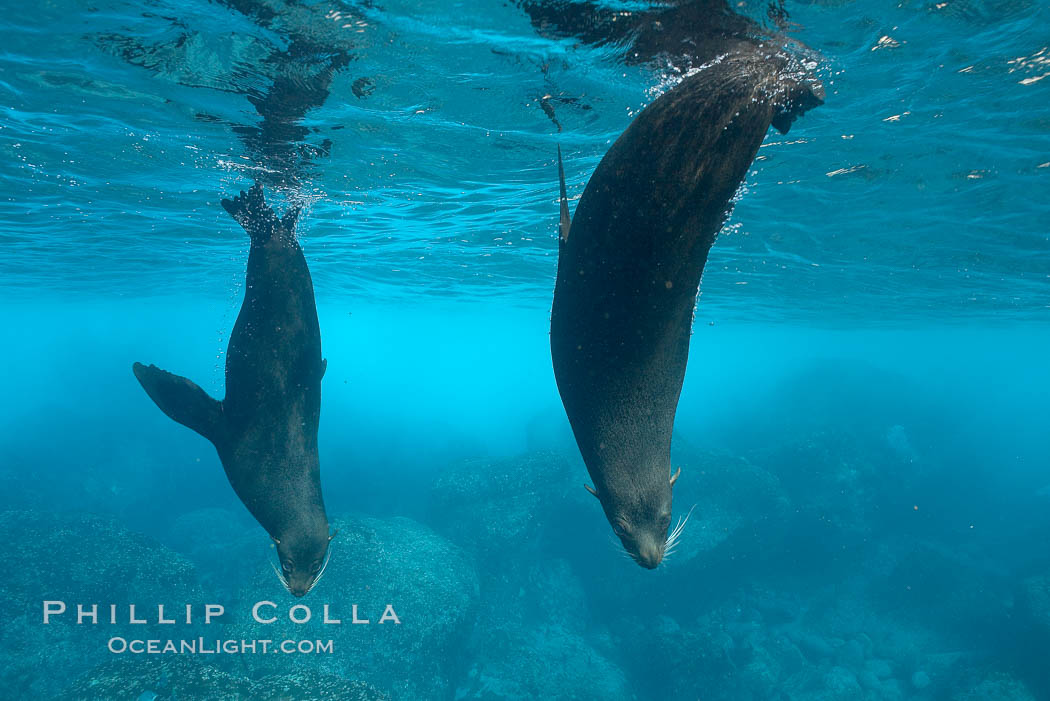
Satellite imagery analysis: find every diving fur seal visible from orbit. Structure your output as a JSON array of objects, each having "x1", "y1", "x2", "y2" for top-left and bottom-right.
[
  {"x1": 133, "y1": 184, "x2": 332, "y2": 596},
  {"x1": 551, "y1": 50, "x2": 822, "y2": 568}
]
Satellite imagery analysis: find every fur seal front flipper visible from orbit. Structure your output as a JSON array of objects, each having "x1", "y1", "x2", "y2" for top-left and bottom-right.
[
  {"x1": 551, "y1": 50, "x2": 822, "y2": 569},
  {"x1": 132, "y1": 364, "x2": 224, "y2": 444},
  {"x1": 134, "y1": 184, "x2": 332, "y2": 596}
]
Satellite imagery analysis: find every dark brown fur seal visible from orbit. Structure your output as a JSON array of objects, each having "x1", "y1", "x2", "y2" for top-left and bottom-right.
[
  {"x1": 551, "y1": 49, "x2": 822, "y2": 568},
  {"x1": 133, "y1": 184, "x2": 332, "y2": 596}
]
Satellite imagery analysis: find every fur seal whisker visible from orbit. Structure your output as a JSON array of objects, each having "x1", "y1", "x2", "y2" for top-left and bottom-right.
[
  {"x1": 270, "y1": 559, "x2": 292, "y2": 593},
  {"x1": 608, "y1": 535, "x2": 637, "y2": 562},
  {"x1": 665, "y1": 504, "x2": 696, "y2": 552},
  {"x1": 306, "y1": 546, "x2": 333, "y2": 594}
]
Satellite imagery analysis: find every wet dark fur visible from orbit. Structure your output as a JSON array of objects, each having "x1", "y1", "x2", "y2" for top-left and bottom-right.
[
  {"x1": 517, "y1": 0, "x2": 776, "y2": 70},
  {"x1": 551, "y1": 49, "x2": 822, "y2": 568},
  {"x1": 133, "y1": 184, "x2": 330, "y2": 595}
]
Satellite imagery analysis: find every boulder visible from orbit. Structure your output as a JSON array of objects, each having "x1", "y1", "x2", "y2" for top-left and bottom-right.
[
  {"x1": 0, "y1": 510, "x2": 199, "y2": 604},
  {"x1": 162, "y1": 507, "x2": 262, "y2": 599},
  {"x1": 666, "y1": 445, "x2": 790, "y2": 566},
  {"x1": 951, "y1": 673, "x2": 1037, "y2": 701},
  {"x1": 232, "y1": 514, "x2": 479, "y2": 700},
  {"x1": 0, "y1": 511, "x2": 201, "y2": 699},
  {"x1": 429, "y1": 451, "x2": 589, "y2": 560},
  {"x1": 61, "y1": 658, "x2": 388, "y2": 700},
  {"x1": 457, "y1": 625, "x2": 631, "y2": 701}
]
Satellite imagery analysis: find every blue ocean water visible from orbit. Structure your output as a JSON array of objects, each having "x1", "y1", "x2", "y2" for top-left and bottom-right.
[{"x1": 2, "y1": 0, "x2": 1049, "y2": 699}]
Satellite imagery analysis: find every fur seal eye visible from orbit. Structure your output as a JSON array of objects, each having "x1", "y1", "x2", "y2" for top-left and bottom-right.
[
  {"x1": 613, "y1": 522, "x2": 628, "y2": 537},
  {"x1": 281, "y1": 561, "x2": 292, "y2": 573},
  {"x1": 311, "y1": 560, "x2": 322, "y2": 574}
]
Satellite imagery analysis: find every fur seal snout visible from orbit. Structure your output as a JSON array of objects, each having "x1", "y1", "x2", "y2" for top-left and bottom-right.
[
  {"x1": 133, "y1": 185, "x2": 333, "y2": 596},
  {"x1": 593, "y1": 467, "x2": 682, "y2": 569},
  {"x1": 551, "y1": 50, "x2": 821, "y2": 569}
]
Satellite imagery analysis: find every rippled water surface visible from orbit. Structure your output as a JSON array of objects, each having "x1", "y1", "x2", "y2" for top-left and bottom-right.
[
  {"x1": 3, "y1": 3, "x2": 1050, "y2": 700},
  {"x1": 2, "y1": 0, "x2": 1047, "y2": 319}
]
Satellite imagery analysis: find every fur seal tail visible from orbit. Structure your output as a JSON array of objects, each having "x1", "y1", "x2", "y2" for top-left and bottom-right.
[
  {"x1": 557, "y1": 146, "x2": 571, "y2": 243},
  {"x1": 220, "y1": 183, "x2": 301, "y2": 243},
  {"x1": 132, "y1": 362, "x2": 224, "y2": 445}
]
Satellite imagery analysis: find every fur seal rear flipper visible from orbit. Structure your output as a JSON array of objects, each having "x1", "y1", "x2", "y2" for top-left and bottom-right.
[
  {"x1": 134, "y1": 184, "x2": 332, "y2": 596},
  {"x1": 551, "y1": 51, "x2": 822, "y2": 569}
]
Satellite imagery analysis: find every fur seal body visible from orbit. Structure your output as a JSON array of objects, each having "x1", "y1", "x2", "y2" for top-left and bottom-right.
[
  {"x1": 551, "y1": 50, "x2": 822, "y2": 568},
  {"x1": 133, "y1": 185, "x2": 331, "y2": 595}
]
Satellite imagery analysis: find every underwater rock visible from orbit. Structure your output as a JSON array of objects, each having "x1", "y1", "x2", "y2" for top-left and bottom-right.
[
  {"x1": 476, "y1": 557, "x2": 590, "y2": 632},
  {"x1": 864, "y1": 657, "x2": 895, "y2": 680},
  {"x1": 609, "y1": 583, "x2": 972, "y2": 701},
  {"x1": 781, "y1": 665, "x2": 867, "y2": 701},
  {"x1": 762, "y1": 429, "x2": 880, "y2": 537},
  {"x1": 836, "y1": 637, "x2": 867, "y2": 668},
  {"x1": 455, "y1": 551, "x2": 628, "y2": 700},
  {"x1": 162, "y1": 507, "x2": 262, "y2": 599},
  {"x1": 0, "y1": 511, "x2": 200, "y2": 603},
  {"x1": 61, "y1": 657, "x2": 388, "y2": 700},
  {"x1": 826, "y1": 666, "x2": 865, "y2": 697},
  {"x1": 62, "y1": 659, "x2": 251, "y2": 700},
  {"x1": 612, "y1": 593, "x2": 779, "y2": 701},
  {"x1": 250, "y1": 671, "x2": 389, "y2": 700},
  {"x1": 885, "y1": 424, "x2": 920, "y2": 464},
  {"x1": 1017, "y1": 573, "x2": 1050, "y2": 632},
  {"x1": 911, "y1": 669, "x2": 931, "y2": 689},
  {"x1": 950, "y1": 672, "x2": 1037, "y2": 701},
  {"x1": 232, "y1": 514, "x2": 479, "y2": 700},
  {"x1": 790, "y1": 629, "x2": 837, "y2": 662},
  {"x1": 665, "y1": 444, "x2": 790, "y2": 567},
  {"x1": 722, "y1": 361, "x2": 938, "y2": 559},
  {"x1": 0, "y1": 511, "x2": 201, "y2": 699},
  {"x1": 164, "y1": 506, "x2": 256, "y2": 555},
  {"x1": 429, "y1": 451, "x2": 589, "y2": 558},
  {"x1": 872, "y1": 539, "x2": 1012, "y2": 639},
  {"x1": 457, "y1": 625, "x2": 631, "y2": 701}
]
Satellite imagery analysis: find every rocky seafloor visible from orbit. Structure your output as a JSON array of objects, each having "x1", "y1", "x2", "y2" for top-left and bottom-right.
[{"x1": 3, "y1": 384, "x2": 1049, "y2": 700}]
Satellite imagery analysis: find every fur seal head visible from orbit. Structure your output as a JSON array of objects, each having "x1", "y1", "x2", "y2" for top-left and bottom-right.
[
  {"x1": 588, "y1": 467, "x2": 683, "y2": 569},
  {"x1": 272, "y1": 523, "x2": 336, "y2": 597}
]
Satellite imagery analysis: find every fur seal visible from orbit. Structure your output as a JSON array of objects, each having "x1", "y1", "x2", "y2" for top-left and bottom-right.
[
  {"x1": 517, "y1": 0, "x2": 763, "y2": 70},
  {"x1": 133, "y1": 185, "x2": 332, "y2": 596},
  {"x1": 551, "y1": 50, "x2": 822, "y2": 568}
]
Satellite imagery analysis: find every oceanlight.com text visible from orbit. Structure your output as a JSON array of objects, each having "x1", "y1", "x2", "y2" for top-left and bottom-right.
[{"x1": 107, "y1": 637, "x2": 335, "y2": 655}]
